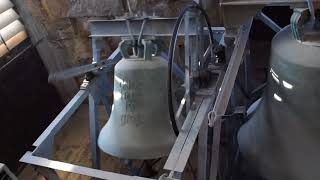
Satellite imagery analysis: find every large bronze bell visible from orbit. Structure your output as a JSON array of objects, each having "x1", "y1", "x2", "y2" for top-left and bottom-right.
[
  {"x1": 238, "y1": 11, "x2": 320, "y2": 180},
  {"x1": 98, "y1": 39, "x2": 176, "y2": 160}
]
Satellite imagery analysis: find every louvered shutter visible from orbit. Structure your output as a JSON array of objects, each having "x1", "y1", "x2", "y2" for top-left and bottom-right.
[{"x1": 0, "y1": 0, "x2": 27, "y2": 57}]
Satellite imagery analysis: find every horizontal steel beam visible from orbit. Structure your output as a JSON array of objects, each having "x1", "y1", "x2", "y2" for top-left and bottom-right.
[
  {"x1": 89, "y1": 18, "x2": 225, "y2": 38},
  {"x1": 20, "y1": 152, "x2": 151, "y2": 180}
]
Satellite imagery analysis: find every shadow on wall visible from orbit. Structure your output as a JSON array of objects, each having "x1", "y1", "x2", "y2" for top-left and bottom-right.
[{"x1": 0, "y1": 42, "x2": 63, "y2": 173}]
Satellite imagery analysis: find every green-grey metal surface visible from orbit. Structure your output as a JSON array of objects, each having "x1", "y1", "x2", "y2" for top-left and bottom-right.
[
  {"x1": 238, "y1": 25, "x2": 320, "y2": 180},
  {"x1": 98, "y1": 51, "x2": 176, "y2": 159}
]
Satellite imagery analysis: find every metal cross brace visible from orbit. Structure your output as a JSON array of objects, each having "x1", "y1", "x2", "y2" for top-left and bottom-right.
[
  {"x1": 209, "y1": 18, "x2": 253, "y2": 180},
  {"x1": 0, "y1": 163, "x2": 18, "y2": 180},
  {"x1": 19, "y1": 13, "x2": 230, "y2": 180}
]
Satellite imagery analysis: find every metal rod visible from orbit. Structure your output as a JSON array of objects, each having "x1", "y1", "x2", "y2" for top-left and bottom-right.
[
  {"x1": 307, "y1": 0, "x2": 316, "y2": 20},
  {"x1": 203, "y1": 43, "x2": 215, "y2": 60},
  {"x1": 48, "y1": 59, "x2": 116, "y2": 82},
  {"x1": 184, "y1": 12, "x2": 192, "y2": 112},
  {"x1": 175, "y1": 91, "x2": 189, "y2": 120},
  {"x1": 126, "y1": 0, "x2": 133, "y2": 16},
  {"x1": 256, "y1": 11, "x2": 282, "y2": 32},
  {"x1": 138, "y1": 18, "x2": 147, "y2": 44},
  {"x1": 48, "y1": 48, "x2": 121, "y2": 82}
]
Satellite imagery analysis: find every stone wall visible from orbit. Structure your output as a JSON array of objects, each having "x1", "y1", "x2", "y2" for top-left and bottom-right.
[
  {"x1": 25, "y1": 0, "x2": 220, "y2": 67},
  {"x1": 19, "y1": 0, "x2": 220, "y2": 102}
]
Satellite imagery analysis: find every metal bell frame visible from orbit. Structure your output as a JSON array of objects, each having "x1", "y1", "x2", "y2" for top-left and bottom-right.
[{"x1": 17, "y1": 1, "x2": 300, "y2": 179}]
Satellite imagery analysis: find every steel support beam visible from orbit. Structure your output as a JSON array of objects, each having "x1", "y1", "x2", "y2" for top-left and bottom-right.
[
  {"x1": 20, "y1": 152, "x2": 151, "y2": 180},
  {"x1": 89, "y1": 18, "x2": 225, "y2": 38},
  {"x1": 209, "y1": 18, "x2": 253, "y2": 180},
  {"x1": 89, "y1": 93, "x2": 101, "y2": 169},
  {"x1": 33, "y1": 80, "x2": 97, "y2": 148},
  {"x1": 256, "y1": 11, "x2": 282, "y2": 32}
]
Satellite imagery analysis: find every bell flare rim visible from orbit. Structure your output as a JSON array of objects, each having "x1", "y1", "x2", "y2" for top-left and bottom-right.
[{"x1": 97, "y1": 140, "x2": 173, "y2": 160}]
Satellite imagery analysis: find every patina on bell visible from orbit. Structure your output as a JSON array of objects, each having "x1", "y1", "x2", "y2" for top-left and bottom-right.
[
  {"x1": 98, "y1": 39, "x2": 176, "y2": 159},
  {"x1": 238, "y1": 9, "x2": 320, "y2": 180}
]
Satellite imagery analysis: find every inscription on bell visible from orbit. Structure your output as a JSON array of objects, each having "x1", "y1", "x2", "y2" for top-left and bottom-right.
[
  {"x1": 122, "y1": 91, "x2": 143, "y2": 102},
  {"x1": 119, "y1": 79, "x2": 144, "y2": 90},
  {"x1": 116, "y1": 76, "x2": 146, "y2": 127},
  {"x1": 97, "y1": 43, "x2": 176, "y2": 159},
  {"x1": 120, "y1": 113, "x2": 144, "y2": 127},
  {"x1": 125, "y1": 102, "x2": 135, "y2": 111}
]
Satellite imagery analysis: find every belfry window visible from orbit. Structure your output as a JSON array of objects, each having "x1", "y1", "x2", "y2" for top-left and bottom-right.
[{"x1": 0, "y1": 0, "x2": 27, "y2": 58}]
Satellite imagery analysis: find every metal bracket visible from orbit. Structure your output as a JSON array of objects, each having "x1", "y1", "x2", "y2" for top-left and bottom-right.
[
  {"x1": 0, "y1": 163, "x2": 18, "y2": 180},
  {"x1": 291, "y1": 8, "x2": 311, "y2": 41}
]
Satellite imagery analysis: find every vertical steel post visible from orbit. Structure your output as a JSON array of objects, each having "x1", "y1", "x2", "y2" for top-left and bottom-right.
[
  {"x1": 89, "y1": 37, "x2": 103, "y2": 170},
  {"x1": 184, "y1": 12, "x2": 192, "y2": 112},
  {"x1": 244, "y1": 42, "x2": 252, "y2": 103},
  {"x1": 89, "y1": 94, "x2": 101, "y2": 169},
  {"x1": 92, "y1": 38, "x2": 103, "y2": 63}
]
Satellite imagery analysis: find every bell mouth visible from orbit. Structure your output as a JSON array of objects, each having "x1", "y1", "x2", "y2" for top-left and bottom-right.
[{"x1": 97, "y1": 129, "x2": 175, "y2": 160}]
